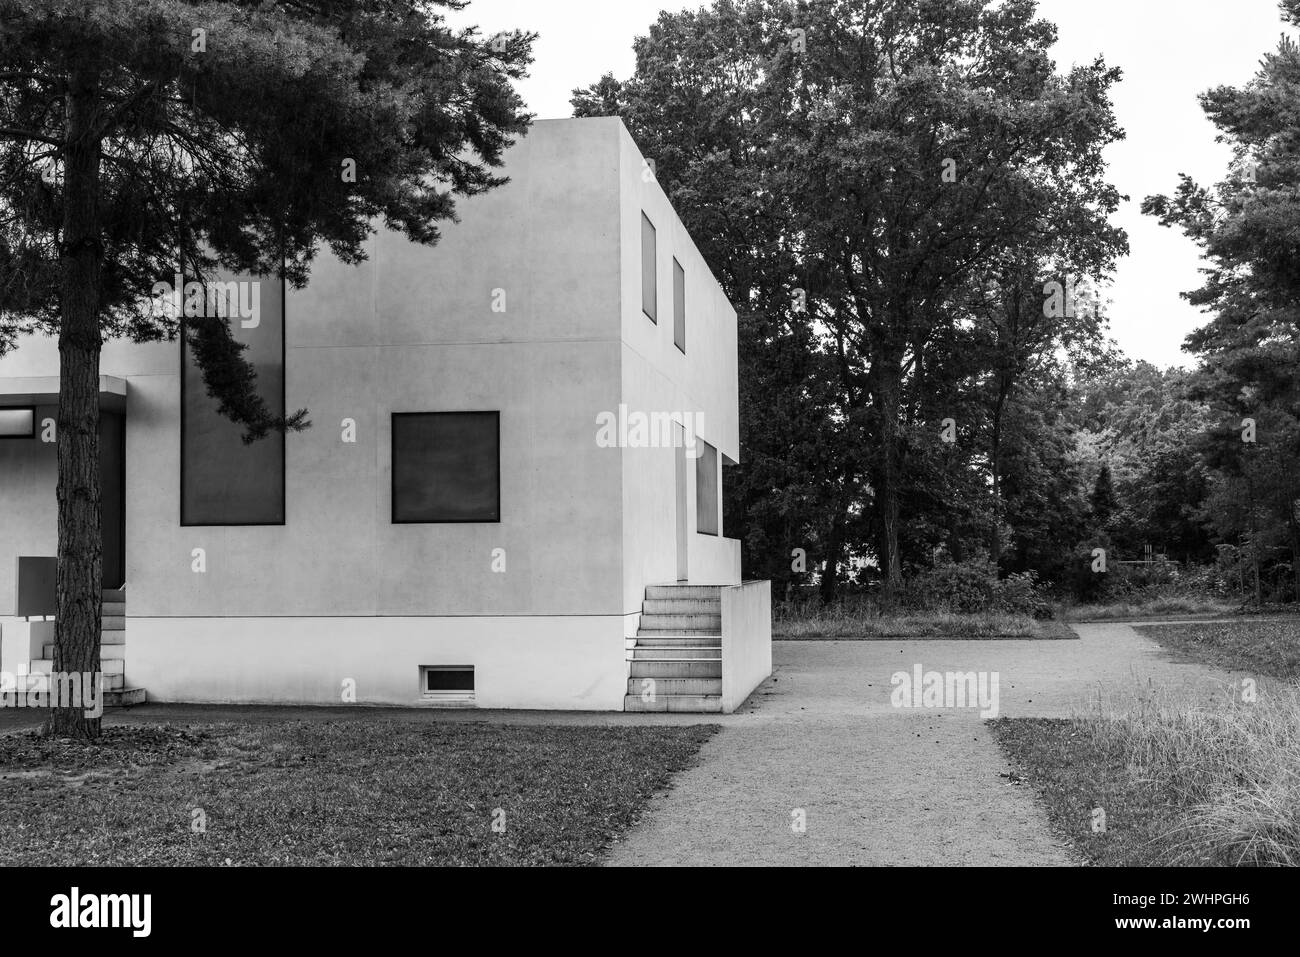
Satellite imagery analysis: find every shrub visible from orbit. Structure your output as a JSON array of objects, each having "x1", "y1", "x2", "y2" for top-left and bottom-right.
[
  {"x1": 994, "y1": 570, "x2": 1053, "y2": 619},
  {"x1": 904, "y1": 559, "x2": 997, "y2": 613},
  {"x1": 902, "y1": 559, "x2": 1051, "y2": 617}
]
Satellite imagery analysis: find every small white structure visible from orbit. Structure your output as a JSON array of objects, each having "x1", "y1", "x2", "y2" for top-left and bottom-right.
[{"x1": 0, "y1": 118, "x2": 771, "y2": 712}]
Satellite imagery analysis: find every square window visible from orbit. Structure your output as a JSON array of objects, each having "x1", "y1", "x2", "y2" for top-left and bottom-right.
[
  {"x1": 641, "y1": 212, "x2": 657, "y2": 322},
  {"x1": 392, "y1": 412, "x2": 500, "y2": 523}
]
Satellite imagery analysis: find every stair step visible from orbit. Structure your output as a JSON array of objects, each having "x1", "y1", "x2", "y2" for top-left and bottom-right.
[
  {"x1": 102, "y1": 601, "x2": 126, "y2": 617},
  {"x1": 40, "y1": 644, "x2": 126, "y2": 661},
  {"x1": 639, "y1": 613, "x2": 721, "y2": 629},
  {"x1": 638, "y1": 628, "x2": 721, "y2": 637},
  {"x1": 630, "y1": 660, "x2": 721, "y2": 678},
  {"x1": 645, "y1": 584, "x2": 724, "y2": 601},
  {"x1": 642, "y1": 598, "x2": 721, "y2": 615},
  {"x1": 104, "y1": 687, "x2": 146, "y2": 707},
  {"x1": 2, "y1": 673, "x2": 48, "y2": 693},
  {"x1": 31, "y1": 659, "x2": 124, "y2": 678},
  {"x1": 631, "y1": 647, "x2": 722, "y2": 660},
  {"x1": 101, "y1": 588, "x2": 126, "y2": 603},
  {"x1": 101, "y1": 615, "x2": 126, "y2": 631},
  {"x1": 627, "y1": 677, "x2": 722, "y2": 696},
  {"x1": 101, "y1": 631, "x2": 125, "y2": 645},
  {"x1": 634, "y1": 637, "x2": 722, "y2": 648},
  {"x1": 35, "y1": 659, "x2": 125, "y2": 676},
  {"x1": 4, "y1": 673, "x2": 125, "y2": 695},
  {"x1": 624, "y1": 693, "x2": 722, "y2": 713}
]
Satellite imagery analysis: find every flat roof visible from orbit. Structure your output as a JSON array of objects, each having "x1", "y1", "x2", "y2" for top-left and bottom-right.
[{"x1": 0, "y1": 375, "x2": 127, "y2": 412}]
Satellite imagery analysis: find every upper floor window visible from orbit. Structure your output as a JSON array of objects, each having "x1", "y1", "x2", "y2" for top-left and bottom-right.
[
  {"x1": 641, "y1": 212, "x2": 657, "y2": 323},
  {"x1": 673, "y1": 258, "x2": 686, "y2": 353}
]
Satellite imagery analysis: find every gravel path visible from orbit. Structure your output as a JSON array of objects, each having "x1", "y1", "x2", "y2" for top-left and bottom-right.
[{"x1": 604, "y1": 621, "x2": 1244, "y2": 866}]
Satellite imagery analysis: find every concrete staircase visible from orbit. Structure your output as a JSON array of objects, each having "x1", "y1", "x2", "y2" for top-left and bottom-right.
[
  {"x1": 624, "y1": 584, "x2": 722, "y2": 713},
  {"x1": 29, "y1": 587, "x2": 146, "y2": 707}
]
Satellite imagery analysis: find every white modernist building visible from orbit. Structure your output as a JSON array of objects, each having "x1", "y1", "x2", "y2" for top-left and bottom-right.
[{"x1": 0, "y1": 117, "x2": 772, "y2": 713}]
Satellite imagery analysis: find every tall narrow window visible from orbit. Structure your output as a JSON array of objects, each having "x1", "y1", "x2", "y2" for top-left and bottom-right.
[
  {"x1": 641, "y1": 212, "x2": 657, "y2": 322},
  {"x1": 181, "y1": 276, "x2": 285, "y2": 525},
  {"x1": 392, "y1": 412, "x2": 500, "y2": 523},
  {"x1": 695, "y1": 439, "x2": 718, "y2": 535},
  {"x1": 673, "y1": 258, "x2": 685, "y2": 353}
]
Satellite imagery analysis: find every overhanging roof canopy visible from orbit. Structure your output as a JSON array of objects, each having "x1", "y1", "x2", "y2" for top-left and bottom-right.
[{"x1": 0, "y1": 375, "x2": 127, "y2": 413}]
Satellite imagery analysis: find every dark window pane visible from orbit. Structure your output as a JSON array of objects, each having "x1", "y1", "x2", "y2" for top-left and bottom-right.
[
  {"x1": 673, "y1": 259, "x2": 686, "y2": 353},
  {"x1": 181, "y1": 276, "x2": 285, "y2": 525},
  {"x1": 393, "y1": 412, "x2": 500, "y2": 523},
  {"x1": 425, "y1": 667, "x2": 474, "y2": 691},
  {"x1": 16, "y1": 556, "x2": 56, "y2": 617},
  {"x1": 641, "y1": 212, "x2": 657, "y2": 322},
  {"x1": 0, "y1": 408, "x2": 34, "y2": 437},
  {"x1": 695, "y1": 440, "x2": 718, "y2": 535}
]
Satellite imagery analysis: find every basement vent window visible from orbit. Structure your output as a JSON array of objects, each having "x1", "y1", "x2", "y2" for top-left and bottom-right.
[
  {"x1": 0, "y1": 408, "x2": 35, "y2": 439},
  {"x1": 420, "y1": 666, "x2": 475, "y2": 704}
]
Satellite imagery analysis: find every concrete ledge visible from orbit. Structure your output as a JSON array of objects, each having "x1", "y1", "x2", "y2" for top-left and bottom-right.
[
  {"x1": 0, "y1": 374, "x2": 127, "y2": 412},
  {"x1": 720, "y1": 580, "x2": 772, "y2": 713}
]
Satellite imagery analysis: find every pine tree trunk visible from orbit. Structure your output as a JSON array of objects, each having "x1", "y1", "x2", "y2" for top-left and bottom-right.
[{"x1": 50, "y1": 65, "x2": 104, "y2": 739}]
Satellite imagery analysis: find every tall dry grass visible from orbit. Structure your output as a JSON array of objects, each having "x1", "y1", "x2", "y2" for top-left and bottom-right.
[
  {"x1": 1064, "y1": 597, "x2": 1237, "y2": 621},
  {"x1": 772, "y1": 599, "x2": 1044, "y2": 638},
  {"x1": 1084, "y1": 682, "x2": 1300, "y2": 865}
]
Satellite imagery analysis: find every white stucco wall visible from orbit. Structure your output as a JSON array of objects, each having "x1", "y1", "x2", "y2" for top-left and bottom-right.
[
  {"x1": 614, "y1": 123, "x2": 742, "y2": 613},
  {"x1": 721, "y1": 580, "x2": 773, "y2": 713},
  {"x1": 2, "y1": 119, "x2": 628, "y2": 622},
  {"x1": 129, "y1": 615, "x2": 628, "y2": 709},
  {"x1": 0, "y1": 117, "x2": 748, "y2": 707}
]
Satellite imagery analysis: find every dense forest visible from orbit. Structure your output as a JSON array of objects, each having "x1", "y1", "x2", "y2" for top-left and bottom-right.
[{"x1": 574, "y1": 0, "x2": 1300, "y2": 609}]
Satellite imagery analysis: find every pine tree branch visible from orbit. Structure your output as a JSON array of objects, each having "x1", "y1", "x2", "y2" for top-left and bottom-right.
[{"x1": 0, "y1": 126, "x2": 61, "y2": 147}]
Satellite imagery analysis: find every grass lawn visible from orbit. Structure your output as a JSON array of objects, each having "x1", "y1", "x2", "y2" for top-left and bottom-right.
[
  {"x1": 1135, "y1": 618, "x2": 1300, "y2": 679},
  {"x1": 991, "y1": 684, "x2": 1300, "y2": 866},
  {"x1": 774, "y1": 609, "x2": 1075, "y2": 640},
  {"x1": 0, "y1": 720, "x2": 717, "y2": 866},
  {"x1": 989, "y1": 717, "x2": 1196, "y2": 866}
]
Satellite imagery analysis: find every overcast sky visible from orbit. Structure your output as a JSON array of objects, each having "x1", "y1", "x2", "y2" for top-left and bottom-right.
[{"x1": 459, "y1": 0, "x2": 1294, "y2": 369}]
